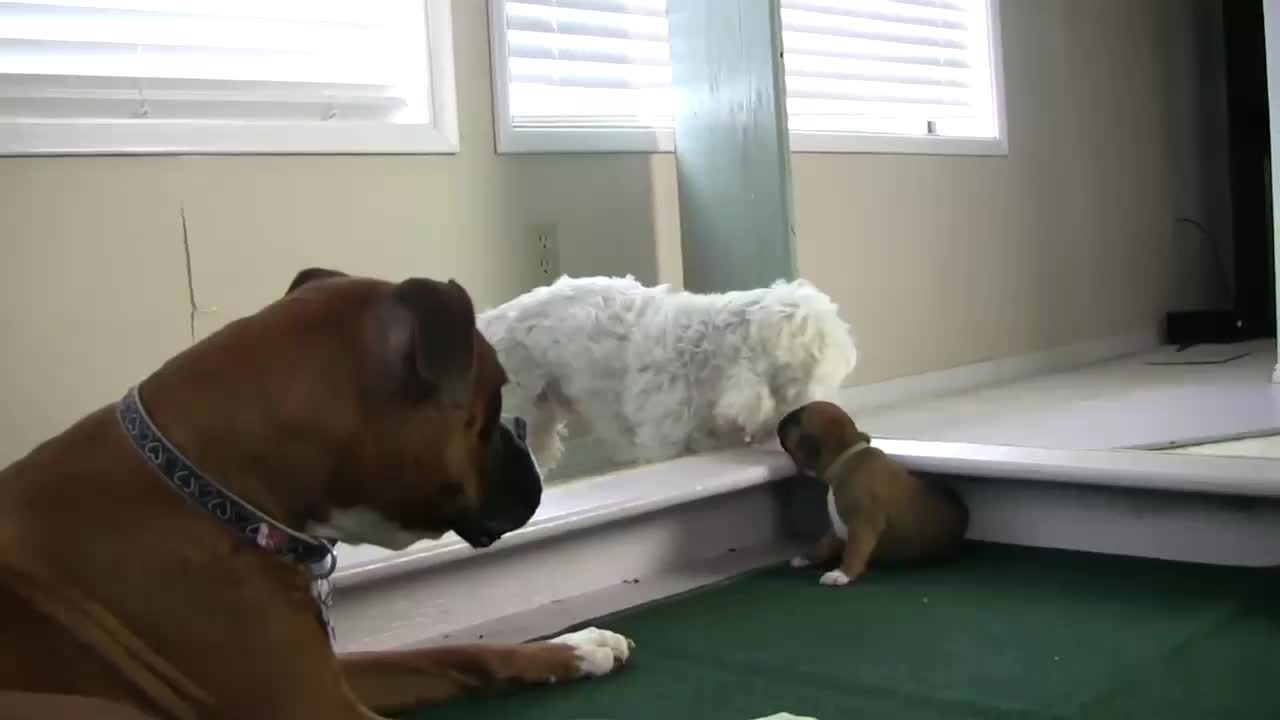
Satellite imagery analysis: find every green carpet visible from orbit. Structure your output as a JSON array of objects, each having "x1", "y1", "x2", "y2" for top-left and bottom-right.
[{"x1": 396, "y1": 543, "x2": 1280, "y2": 720}]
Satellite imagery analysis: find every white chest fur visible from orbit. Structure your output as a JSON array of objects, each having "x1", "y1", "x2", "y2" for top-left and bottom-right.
[
  {"x1": 827, "y1": 488, "x2": 848, "y2": 541},
  {"x1": 821, "y1": 440, "x2": 869, "y2": 543},
  {"x1": 304, "y1": 506, "x2": 441, "y2": 551}
]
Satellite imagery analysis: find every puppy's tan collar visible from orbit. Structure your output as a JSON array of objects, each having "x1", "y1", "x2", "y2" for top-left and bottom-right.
[{"x1": 823, "y1": 440, "x2": 871, "y2": 481}]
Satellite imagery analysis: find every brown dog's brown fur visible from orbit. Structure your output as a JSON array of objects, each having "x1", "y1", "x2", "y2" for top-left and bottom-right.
[
  {"x1": 0, "y1": 692, "x2": 173, "y2": 720},
  {"x1": 777, "y1": 401, "x2": 969, "y2": 584},
  {"x1": 0, "y1": 270, "x2": 621, "y2": 719}
]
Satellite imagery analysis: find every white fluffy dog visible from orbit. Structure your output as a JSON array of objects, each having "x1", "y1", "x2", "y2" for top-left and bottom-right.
[{"x1": 477, "y1": 275, "x2": 857, "y2": 471}]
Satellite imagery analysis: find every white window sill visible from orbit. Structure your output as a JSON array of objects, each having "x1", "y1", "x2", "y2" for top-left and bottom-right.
[
  {"x1": 495, "y1": 126, "x2": 1007, "y2": 156},
  {"x1": 331, "y1": 439, "x2": 1280, "y2": 588},
  {"x1": 496, "y1": 126, "x2": 676, "y2": 154},
  {"x1": 788, "y1": 132, "x2": 1009, "y2": 157},
  {"x1": 0, "y1": 121, "x2": 460, "y2": 156}
]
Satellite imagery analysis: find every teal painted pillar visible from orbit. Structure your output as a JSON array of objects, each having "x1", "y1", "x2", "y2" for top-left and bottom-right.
[
  {"x1": 1265, "y1": 0, "x2": 1280, "y2": 382},
  {"x1": 667, "y1": 0, "x2": 798, "y2": 293}
]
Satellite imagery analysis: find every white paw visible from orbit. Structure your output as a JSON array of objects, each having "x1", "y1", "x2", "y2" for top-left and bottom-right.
[
  {"x1": 550, "y1": 626, "x2": 634, "y2": 677},
  {"x1": 819, "y1": 569, "x2": 851, "y2": 586},
  {"x1": 789, "y1": 555, "x2": 812, "y2": 568}
]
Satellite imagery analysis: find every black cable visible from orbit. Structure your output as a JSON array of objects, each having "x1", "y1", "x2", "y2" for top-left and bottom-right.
[{"x1": 1175, "y1": 216, "x2": 1233, "y2": 306}]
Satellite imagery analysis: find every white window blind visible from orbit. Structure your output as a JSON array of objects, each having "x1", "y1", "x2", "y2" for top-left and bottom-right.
[
  {"x1": 0, "y1": 0, "x2": 459, "y2": 154},
  {"x1": 780, "y1": 0, "x2": 1000, "y2": 140},
  {"x1": 491, "y1": 0, "x2": 1003, "y2": 154},
  {"x1": 498, "y1": 0, "x2": 673, "y2": 130}
]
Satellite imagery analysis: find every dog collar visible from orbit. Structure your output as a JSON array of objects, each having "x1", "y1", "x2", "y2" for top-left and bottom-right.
[
  {"x1": 824, "y1": 439, "x2": 871, "y2": 479},
  {"x1": 116, "y1": 385, "x2": 337, "y2": 636}
]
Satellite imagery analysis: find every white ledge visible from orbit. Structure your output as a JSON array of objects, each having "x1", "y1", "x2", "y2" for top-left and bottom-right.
[
  {"x1": 331, "y1": 439, "x2": 1279, "y2": 588},
  {"x1": 878, "y1": 438, "x2": 1280, "y2": 497},
  {"x1": 332, "y1": 447, "x2": 791, "y2": 588}
]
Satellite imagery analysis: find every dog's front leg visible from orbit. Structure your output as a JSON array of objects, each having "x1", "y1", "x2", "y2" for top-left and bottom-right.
[
  {"x1": 338, "y1": 627, "x2": 633, "y2": 714},
  {"x1": 820, "y1": 512, "x2": 886, "y2": 587}
]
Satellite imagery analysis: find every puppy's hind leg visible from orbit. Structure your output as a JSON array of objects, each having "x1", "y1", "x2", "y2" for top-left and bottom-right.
[{"x1": 790, "y1": 530, "x2": 844, "y2": 570}]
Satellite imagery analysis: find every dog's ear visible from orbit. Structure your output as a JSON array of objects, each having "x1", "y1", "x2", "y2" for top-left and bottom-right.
[
  {"x1": 286, "y1": 268, "x2": 349, "y2": 295},
  {"x1": 379, "y1": 278, "x2": 476, "y2": 405}
]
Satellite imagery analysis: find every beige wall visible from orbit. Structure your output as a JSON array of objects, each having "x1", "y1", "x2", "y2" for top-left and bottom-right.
[
  {"x1": 0, "y1": 1, "x2": 665, "y2": 466},
  {"x1": 794, "y1": 0, "x2": 1216, "y2": 382},
  {"x1": 0, "y1": 0, "x2": 1215, "y2": 466}
]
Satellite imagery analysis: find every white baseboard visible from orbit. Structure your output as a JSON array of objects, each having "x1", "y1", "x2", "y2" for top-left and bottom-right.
[{"x1": 840, "y1": 330, "x2": 1161, "y2": 413}]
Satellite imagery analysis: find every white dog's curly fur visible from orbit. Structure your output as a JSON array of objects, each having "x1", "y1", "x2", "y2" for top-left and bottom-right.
[{"x1": 477, "y1": 275, "x2": 857, "y2": 471}]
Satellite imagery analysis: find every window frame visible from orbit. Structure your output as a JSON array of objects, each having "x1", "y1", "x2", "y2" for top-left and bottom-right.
[
  {"x1": 489, "y1": 0, "x2": 1007, "y2": 157},
  {"x1": 487, "y1": 0, "x2": 675, "y2": 154},
  {"x1": 0, "y1": 0, "x2": 460, "y2": 157}
]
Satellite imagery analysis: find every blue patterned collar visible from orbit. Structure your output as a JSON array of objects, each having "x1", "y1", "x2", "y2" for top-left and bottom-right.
[{"x1": 116, "y1": 385, "x2": 337, "y2": 636}]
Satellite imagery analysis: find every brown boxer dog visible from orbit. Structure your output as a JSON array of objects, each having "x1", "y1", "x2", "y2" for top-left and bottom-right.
[
  {"x1": 0, "y1": 269, "x2": 633, "y2": 720},
  {"x1": 777, "y1": 401, "x2": 968, "y2": 586},
  {"x1": 0, "y1": 692, "x2": 170, "y2": 720}
]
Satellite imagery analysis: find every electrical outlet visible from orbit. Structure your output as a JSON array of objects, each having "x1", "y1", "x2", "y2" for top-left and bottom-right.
[{"x1": 535, "y1": 223, "x2": 559, "y2": 284}]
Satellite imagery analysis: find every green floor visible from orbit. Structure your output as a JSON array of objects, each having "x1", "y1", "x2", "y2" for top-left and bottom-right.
[{"x1": 397, "y1": 542, "x2": 1280, "y2": 720}]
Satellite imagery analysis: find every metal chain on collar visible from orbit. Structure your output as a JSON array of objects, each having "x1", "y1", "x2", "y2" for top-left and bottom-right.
[
  {"x1": 310, "y1": 577, "x2": 336, "y2": 644},
  {"x1": 309, "y1": 550, "x2": 338, "y2": 644}
]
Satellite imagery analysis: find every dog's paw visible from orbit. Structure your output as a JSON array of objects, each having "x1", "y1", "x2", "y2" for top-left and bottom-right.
[
  {"x1": 819, "y1": 569, "x2": 852, "y2": 586},
  {"x1": 789, "y1": 555, "x2": 812, "y2": 568},
  {"x1": 549, "y1": 627, "x2": 634, "y2": 677}
]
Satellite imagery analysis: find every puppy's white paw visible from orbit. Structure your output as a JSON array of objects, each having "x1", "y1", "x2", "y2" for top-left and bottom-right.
[
  {"x1": 789, "y1": 555, "x2": 812, "y2": 568},
  {"x1": 819, "y1": 569, "x2": 851, "y2": 586},
  {"x1": 550, "y1": 626, "x2": 634, "y2": 677}
]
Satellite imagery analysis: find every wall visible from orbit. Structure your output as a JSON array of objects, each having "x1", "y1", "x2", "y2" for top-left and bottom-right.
[
  {"x1": 0, "y1": 0, "x2": 664, "y2": 467},
  {"x1": 0, "y1": 0, "x2": 1219, "y2": 466},
  {"x1": 790, "y1": 0, "x2": 1218, "y2": 383}
]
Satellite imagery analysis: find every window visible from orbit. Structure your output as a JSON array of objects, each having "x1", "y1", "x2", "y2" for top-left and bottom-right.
[
  {"x1": 781, "y1": 0, "x2": 1004, "y2": 154},
  {"x1": 489, "y1": 0, "x2": 674, "y2": 153},
  {"x1": 0, "y1": 0, "x2": 459, "y2": 155},
  {"x1": 489, "y1": 0, "x2": 1005, "y2": 155}
]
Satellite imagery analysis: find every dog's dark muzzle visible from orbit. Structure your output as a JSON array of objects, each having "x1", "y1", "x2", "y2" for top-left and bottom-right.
[{"x1": 451, "y1": 416, "x2": 543, "y2": 549}]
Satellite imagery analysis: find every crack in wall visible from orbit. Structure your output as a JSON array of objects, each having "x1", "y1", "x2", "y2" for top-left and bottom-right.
[{"x1": 179, "y1": 205, "x2": 197, "y2": 344}]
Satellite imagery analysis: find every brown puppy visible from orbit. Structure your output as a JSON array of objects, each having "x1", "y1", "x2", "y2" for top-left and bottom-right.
[
  {"x1": 0, "y1": 269, "x2": 632, "y2": 720},
  {"x1": 777, "y1": 401, "x2": 968, "y2": 586}
]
